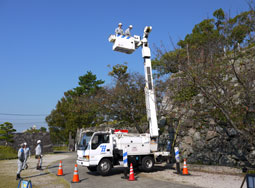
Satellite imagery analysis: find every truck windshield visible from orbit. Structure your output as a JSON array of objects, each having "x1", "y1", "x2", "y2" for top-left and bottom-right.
[{"x1": 78, "y1": 132, "x2": 93, "y2": 150}]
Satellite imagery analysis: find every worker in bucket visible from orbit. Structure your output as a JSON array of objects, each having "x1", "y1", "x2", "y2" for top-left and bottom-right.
[
  {"x1": 22, "y1": 142, "x2": 31, "y2": 170},
  {"x1": 16, "y1": 143, "x2": 25, "y2": 180},
  {"x1": 35, "y1": 140, "x2": 43, "y2": 170},
  {"x1": 115, "y1": 22, "x2": 124, "y2": 35},
  {"x1": 125, "y1": 25, "x2": 133, "y2": 36}
]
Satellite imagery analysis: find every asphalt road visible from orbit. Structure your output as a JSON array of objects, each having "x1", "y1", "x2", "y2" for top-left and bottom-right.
[{"x1": 49, "y1": 152, "x2": 199, "y2": 188}]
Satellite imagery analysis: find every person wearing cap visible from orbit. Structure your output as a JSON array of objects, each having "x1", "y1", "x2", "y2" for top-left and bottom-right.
[
  {"x1": 35, "y1": 140, "x2": 43, "y2": 170},
  {"x1": 115, "y1": 23, "x2": 124, "y2": 35},
  {"x1": 125, "y1": 25, "x2": 133, "y2": 36},
  {"x1": 22, "y1": 142, "x2": 31, "y2": 170},
  {"x1": 16, "y1": 143, "x2": 25, "y2": 180}
]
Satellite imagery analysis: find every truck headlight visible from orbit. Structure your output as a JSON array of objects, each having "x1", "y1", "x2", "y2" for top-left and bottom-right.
[{"x1": 83, "y1": 155, "x2": 89, "y2": 161}]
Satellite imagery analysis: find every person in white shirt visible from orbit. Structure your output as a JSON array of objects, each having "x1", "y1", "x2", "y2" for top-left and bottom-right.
[
  {"x1": 115, "y1": 23, "x2": 124, "y2": 35},
  {"x1": 16, "y1": 143, "x2": 25, "y2": 180},
  {"x1": 35, "y1": 140, "x2": 43, "y2": 170},
  {"x1": 125, "y1": 25, "x2": 133, "y2": 36},
  {"x1": 22, "y1": 142, "x2": 31, "y2": 170}
]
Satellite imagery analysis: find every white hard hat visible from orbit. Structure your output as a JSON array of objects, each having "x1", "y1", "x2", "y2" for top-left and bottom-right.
[
  {"x1": 24, "y1": 142, "x2": 27, "y2": 146},
  {"x1": 37, "y1": 140, "x2": 41, "y2": 144},
  {"x1": 118, "y1": 22, "x2": 122, "y2": 26},
  {"x1": 129, "y1": 25, "x2": 133, "y2": 28}
]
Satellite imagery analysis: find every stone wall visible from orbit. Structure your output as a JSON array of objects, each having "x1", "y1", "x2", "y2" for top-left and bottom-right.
[
  {"x1": 175, "y1": 123, "x2": 255, "y2": 168},
  {"x1": 156, "y1": 116, "x2": 255, "y2": 168},
  {"x1": 0, "y1": 132, "x2": 53, "y2": 154}
]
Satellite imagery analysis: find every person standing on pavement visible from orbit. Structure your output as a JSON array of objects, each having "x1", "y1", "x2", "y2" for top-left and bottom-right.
[
  {"x1": 16, "y1": 143, "x2": 25, "y2": 180},
  {"x1": 35, "y1": 140, "x2": 43, "y2": 170},
  {"x1": 22, "y1": 142, "x2": 31, "y2": 170}
]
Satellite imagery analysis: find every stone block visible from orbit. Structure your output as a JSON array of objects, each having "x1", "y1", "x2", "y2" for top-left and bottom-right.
[
  {"x1": 193, "y1": 132, "x2": 201, "y2": 141},
  {"x1": 183, "y1": 136, "x2": 193, "y2": 145},
  {"x1": 206, "y1": 131, "x2": 218, "y2": 141}
]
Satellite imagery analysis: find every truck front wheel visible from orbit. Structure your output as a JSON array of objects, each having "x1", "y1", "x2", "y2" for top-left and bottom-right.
[
  {"x1": 97, "y1": 158, "x2": 112, "y2": 176},
  {"x1": 141, "y1": 156, "x2": 154, "y2": 172}
]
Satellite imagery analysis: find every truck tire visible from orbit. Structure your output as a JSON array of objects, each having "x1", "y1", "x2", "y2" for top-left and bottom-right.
[
  {"x1": 141, "y1": 156, "x2": 154, "y2": 172},
  {"x1": 97, "y1": 158, "x2": 112, "y2": 176},
  {"x1": 87, "y1": 166, "x2": 97, "y2": 172}
]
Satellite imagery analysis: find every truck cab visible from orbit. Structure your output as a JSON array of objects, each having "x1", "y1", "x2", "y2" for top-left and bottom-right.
[
  {"x1": 77, "y1": 131, "x2": 93, "y2": 166},
  {"x1": 77, "y1": 131, "x2": 114, "y2": 175}
]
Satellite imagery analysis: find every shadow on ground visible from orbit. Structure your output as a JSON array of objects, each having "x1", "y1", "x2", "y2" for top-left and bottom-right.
[
  {"x1": 22, "y1": 172, "x2": 50, "y2": 179},
  {"x1": 87, "y1": 164, "x2": 175, "y2": 177},
  {"x1": 46, "y1": 165, "x2": 59, "y2": 169},
  {"x1": 53, "y1": 151, "x2": 73, "y2": 154}
]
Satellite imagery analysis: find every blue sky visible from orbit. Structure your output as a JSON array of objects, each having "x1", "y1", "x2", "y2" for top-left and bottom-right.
[{"x1": 0, "y1": 0, "x2": 249, "y2": 132}]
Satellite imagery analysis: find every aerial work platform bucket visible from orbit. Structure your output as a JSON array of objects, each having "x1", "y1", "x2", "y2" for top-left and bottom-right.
[{"x1": 108, "y1": 34, "x2": 135, "y2": 54}]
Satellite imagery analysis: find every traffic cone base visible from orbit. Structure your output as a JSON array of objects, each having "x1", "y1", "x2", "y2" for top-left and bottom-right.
[
  {"x1": 128, "y1": 163, "x2": 136, "y2": 181},
  {"x1": 71, "y1": 180, "x2": 81, "y2": 183},
  {"x1": 182, "y1": 172, "x2": 191, "y2": 175},
  {"x1": 71, "y1": 164, "x2": 81, "y2": 183},
  {"x1": 182, "y1": 159, "x2": 190, "y2": 175},
  {"x1": 57, "y1": 161, "x2": 64, "y2": 176},
  {"x1": 57, "y1": 172, "x2": 63, "y2": 176}
]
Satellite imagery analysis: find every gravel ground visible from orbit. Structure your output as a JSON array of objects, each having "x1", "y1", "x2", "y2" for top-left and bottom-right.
[
  {"x1": 22, "y1": 153, "x2": 71, "y2": 187},
  {"x1": 141, "y1": 164, "x2": 248, "y2": 188},
  {"x1": 0, "y1": 152, "x2": 71, "y2": 188}
]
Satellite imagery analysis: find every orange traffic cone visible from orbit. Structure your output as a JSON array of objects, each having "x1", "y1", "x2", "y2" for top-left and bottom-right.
[
  {"x1": 182, "y1": 159, "x2": 189, "y2": 175},
  {"x1": 57, "y1": 161, "x2": 63, "y2": 176},
  {"x1": 128, "y1": 163, "x2": 136, "y2": 181},
  {"x1": 71, "y1": 164, "x2": 80, "y2": 183}
]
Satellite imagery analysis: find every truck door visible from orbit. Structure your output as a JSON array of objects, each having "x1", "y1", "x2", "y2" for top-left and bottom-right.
[{"x1": 89, "y1": 133, "x2": 113, "y2": 165}]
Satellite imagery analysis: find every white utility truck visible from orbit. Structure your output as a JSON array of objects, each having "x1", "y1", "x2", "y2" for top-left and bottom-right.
[{"x1": 77, "y1": 26, "x2": 170, "y2": 175}]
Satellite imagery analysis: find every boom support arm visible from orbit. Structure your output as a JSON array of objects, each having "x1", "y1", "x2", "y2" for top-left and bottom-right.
[
  {"x1": 142, "y1": 27, "x2": 159, "y2": 138},
  {"x1": 144, "y1": 57, "x2": 159, "y2": 137}
]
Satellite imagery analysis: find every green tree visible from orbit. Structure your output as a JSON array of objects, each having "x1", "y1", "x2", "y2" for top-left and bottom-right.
[
  {"x1": 213, "y1": 8, "x2": 225, "y2": 29},
  {"x1": 25, "y1": 126, "x2": 47, "y2": 133},
  {"x1": 104, "y1": 64, "x2": 147, "y2": 133},
  {"x1": 0, "y1": 122, "x2": 16, "y2": 145},
  {"x1": 40, "y1": 127, "x2": 47, "y2": 132},
  {"x1": 46, "y1": 71, "x2": 105, "y2": 143},
  {"x1": 108, "y1": 63, "x2": 129, "y2": 82},
  {"x1": 153, "y1": 7, "x2": 255, "y2": 166},
  {"x1": 73, "y1": 71, "x2": 104, "y2": 96}
]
